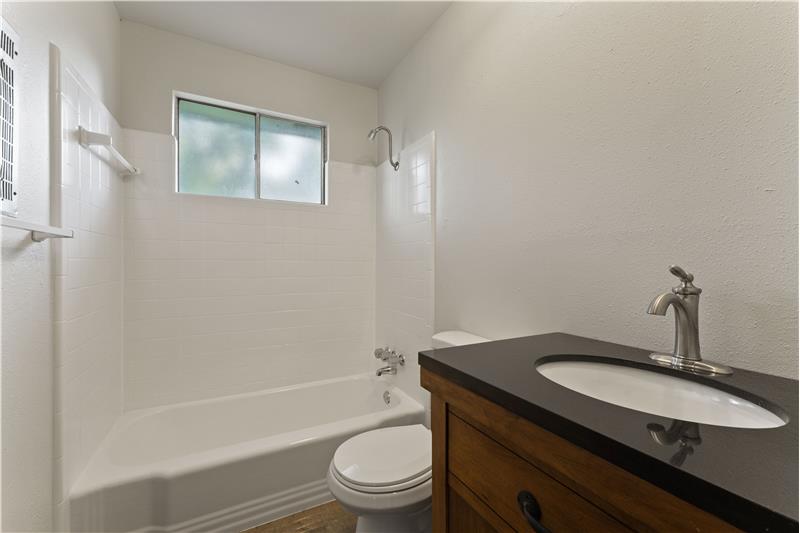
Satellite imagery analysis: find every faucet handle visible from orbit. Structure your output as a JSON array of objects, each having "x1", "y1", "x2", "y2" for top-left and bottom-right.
[
  {"x1": 669, "y1": 265, "x2": 693, "y2": 283},
  {"x1": 385, "y1": 351, "x2": 405, "y2": 365},
  {"x1": 668, "y1": 265, "x2": 701, "y2": 295}
]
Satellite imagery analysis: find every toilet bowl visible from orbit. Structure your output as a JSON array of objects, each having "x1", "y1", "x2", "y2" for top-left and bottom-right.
[
  {"x1": 327, "y1": 331, "x2": 489, "y2": 532},
  {"x1": 327, "y1": 424, "x2": 432, "y2": 533}
]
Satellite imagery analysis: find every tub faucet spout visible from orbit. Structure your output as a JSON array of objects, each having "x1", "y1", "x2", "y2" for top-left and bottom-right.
[{"x1": 376, "y1": 365, "x2": 397, "y2": 377}]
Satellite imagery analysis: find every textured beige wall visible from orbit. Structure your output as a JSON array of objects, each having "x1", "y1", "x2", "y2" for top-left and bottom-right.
[{"x1": 379, "y1": 2, "x2": 798, "y2": 378}]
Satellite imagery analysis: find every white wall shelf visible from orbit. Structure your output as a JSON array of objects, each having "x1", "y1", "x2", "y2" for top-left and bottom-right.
[{"x1": 1, "y1": 216, "x2": 74, "y2": 242}]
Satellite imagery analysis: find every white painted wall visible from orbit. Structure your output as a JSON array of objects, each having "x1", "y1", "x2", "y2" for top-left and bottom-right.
[
  {"x1": 120, "y1": 21, "x2": 378, "y2": 166},
  {"x1": 375, "y1": 133, "x2": 435, "y2": 413},
  {"x1": 0, "y1": 3, "x2": 121, "y2": 531},
  {"x1": 379, "y1": 3, "x2": 798, "y2": 378},
  {"x1": 123, "y1": 130, "x2": 375, "y2": 409}
]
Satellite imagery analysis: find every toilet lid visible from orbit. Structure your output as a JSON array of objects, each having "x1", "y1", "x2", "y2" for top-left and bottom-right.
[{"x1": 333, "y1": 425, "x2": 431, "y2": 488}]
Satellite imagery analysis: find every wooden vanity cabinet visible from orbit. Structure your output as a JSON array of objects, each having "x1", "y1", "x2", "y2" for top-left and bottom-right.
[{"x1": 421, "y1": 368, "x2": 740, "y2": 533}]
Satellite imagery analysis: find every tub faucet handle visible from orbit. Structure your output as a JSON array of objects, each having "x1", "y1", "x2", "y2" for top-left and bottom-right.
[{"x1": 385, "y1": 350, "x2": 405, "y2": 365}]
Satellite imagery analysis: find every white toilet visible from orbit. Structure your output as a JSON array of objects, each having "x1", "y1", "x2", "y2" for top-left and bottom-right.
[{"x1": 327, "y1": 331, "x2": 489, "y2": 533}]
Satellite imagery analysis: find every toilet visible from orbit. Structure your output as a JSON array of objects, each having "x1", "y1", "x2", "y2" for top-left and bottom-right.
[{"x1": 327, "y1": 331, "x2": 489, "y2": 533}]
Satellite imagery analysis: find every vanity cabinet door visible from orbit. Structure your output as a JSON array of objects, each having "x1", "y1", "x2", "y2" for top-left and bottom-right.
[
  {"x1": 448, "y1": 413, "x2": 630, "y2": 532},
  {"x1": 448, "y1": 486, "x2": 502, "y2": 533}
]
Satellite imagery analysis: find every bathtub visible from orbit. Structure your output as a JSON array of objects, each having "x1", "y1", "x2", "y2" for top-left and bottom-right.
[{"x1": 69, "y1": 374, "x2": 425, "y2": 532}]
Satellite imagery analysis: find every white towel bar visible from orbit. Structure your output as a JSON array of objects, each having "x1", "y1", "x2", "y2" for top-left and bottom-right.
[{"x1": 78, "y1": 126, "x2": 140, "y2": 176}]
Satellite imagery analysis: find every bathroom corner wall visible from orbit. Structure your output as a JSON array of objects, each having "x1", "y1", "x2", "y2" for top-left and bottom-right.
[
  {"x1": 379, "y1": 2, "x2": 798, "y2": 378},
  {"x1": 51, "y1": 54, "x2": 125, "y2": 527},
  {"x1": 122, "y1": 129, "x2": 376, "y2": 409},
  {"x1": 1, "y1": 3, "x2": 122, "y2": 531},
  {"x1": 375, "y1": 133, "x2": 435, "y2": 412}
]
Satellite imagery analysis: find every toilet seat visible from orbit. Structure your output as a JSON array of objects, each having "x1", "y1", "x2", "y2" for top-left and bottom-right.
[
  {"x1": 331, "y1": 424, "x2": 432, "y2": 494},
  {"x1": 332, "y1": 463, "x2": 431, "y2": 494}
]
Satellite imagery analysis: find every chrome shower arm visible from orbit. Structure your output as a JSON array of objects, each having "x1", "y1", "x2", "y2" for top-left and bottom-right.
[{"x1": 368, "y1": 126, "x2": 400, "y2": 171}]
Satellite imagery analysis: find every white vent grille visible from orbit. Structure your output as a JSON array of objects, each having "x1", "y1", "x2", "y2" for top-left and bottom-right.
[{"x1": 0, "y1": 17, "x2": 19, "y2": 217}]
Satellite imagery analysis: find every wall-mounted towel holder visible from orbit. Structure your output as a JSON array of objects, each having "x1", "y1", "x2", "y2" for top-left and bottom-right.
[
  {"x1": 1, "y1": 216, "x2": 74, "y2": 242},
  {"x1": 78, "y1": 126, "x2": 140, "y2": 176}
]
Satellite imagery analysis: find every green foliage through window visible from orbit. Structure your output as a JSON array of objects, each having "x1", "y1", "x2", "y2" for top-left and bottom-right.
[
  {"x1": 177, "y1": 98, "x2": 326, "y2": 203},
  {"x1": 260, "y1": 115, "x2": 325, "y2": 204}
]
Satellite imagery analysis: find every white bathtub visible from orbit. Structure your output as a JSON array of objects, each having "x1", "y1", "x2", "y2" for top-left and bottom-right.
[{"x1": 69, "y1": 374, "x2": 425, "y2": 532}]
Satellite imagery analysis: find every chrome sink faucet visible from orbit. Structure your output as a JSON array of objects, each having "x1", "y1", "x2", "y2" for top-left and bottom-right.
[
  {"x1": 647, "y1": 266, "x2": 732, "y2": 375},
  {"x1": 374, "y1": 347, "x2": 405, "y2": 376}
]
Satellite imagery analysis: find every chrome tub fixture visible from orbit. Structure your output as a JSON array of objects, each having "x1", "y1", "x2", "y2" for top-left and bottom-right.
[{"x1": 374, "y1": 346, "x2": 405, "y2": 376}]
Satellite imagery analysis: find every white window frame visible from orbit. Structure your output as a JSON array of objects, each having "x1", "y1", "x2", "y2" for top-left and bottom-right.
[{"x1": 172, "y1": 91, "x2": 329, "y2": 205}]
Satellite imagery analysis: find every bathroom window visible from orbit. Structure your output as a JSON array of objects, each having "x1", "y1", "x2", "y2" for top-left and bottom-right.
[{"x1": 176, "y1": 96, "x2": 327, "y2": 204}]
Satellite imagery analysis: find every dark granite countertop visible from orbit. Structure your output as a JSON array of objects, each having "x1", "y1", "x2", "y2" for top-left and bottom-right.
[{"x1": 419, "y1": 333, "x2": 798, "y2": 532}]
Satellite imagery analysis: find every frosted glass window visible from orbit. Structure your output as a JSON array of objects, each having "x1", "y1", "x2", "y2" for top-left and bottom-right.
[
  {"x1": 176, "y1": 96, "x2": 326, "y2": 204},
  {"x1": 260, "y1": 115, "x2": 325, "y2": 204},
  {"x1": 177, "y1": 99, "x2": 256, "y2": 199}
]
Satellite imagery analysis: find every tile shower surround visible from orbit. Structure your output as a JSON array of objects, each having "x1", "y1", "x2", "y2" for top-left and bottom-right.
[{"x1": 122, "y1": 130, "x2": 377, "y2": 409}]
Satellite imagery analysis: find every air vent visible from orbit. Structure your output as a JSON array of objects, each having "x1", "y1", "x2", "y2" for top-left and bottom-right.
[{"x1": 0, "y1": 17, "x2": 19, "y2": 217}]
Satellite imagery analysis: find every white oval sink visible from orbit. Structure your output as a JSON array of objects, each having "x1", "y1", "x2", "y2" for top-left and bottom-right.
[{"x1": 536, "y1": 360, "x2": 787, "y2": 429}]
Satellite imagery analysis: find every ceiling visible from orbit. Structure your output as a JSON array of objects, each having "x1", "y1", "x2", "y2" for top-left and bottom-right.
[{"x1": 115, "y1": 2, "x2": 450, "y2": 88}]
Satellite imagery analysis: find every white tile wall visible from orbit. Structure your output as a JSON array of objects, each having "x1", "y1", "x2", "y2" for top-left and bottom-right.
[
  {"x1": 375, "y1": 132, "x2": 435, "y2": 411},
  {"x1": 122, "y1": 130, "x2": 376, "y2": 409},
  {"x1": 52, "y1": 57, "x2": 125, "y2": 520}
]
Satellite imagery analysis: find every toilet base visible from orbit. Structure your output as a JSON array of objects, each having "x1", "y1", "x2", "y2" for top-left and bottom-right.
[{"x1": 355, "y1": 505, "x2": 431, "y2": 533}]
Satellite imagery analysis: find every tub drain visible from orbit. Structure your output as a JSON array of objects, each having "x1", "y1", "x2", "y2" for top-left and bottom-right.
[{"x1": 383, "y1": 390, "x2": 391, "y2": 405}]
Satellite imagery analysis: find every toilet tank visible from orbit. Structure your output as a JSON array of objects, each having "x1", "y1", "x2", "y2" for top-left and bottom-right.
[{"x1": 431, "y1": 330, "x2": 490, "y2": 349}]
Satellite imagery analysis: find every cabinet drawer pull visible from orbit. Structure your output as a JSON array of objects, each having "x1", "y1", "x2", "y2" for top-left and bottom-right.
[{"x1": 517, "y1": 490, "x2": 552, "y2": 533}]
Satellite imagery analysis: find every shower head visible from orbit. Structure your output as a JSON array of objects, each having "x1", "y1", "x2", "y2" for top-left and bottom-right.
[{"x1": 367, "y1": 126, "x2": 399, "y2": 171}]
